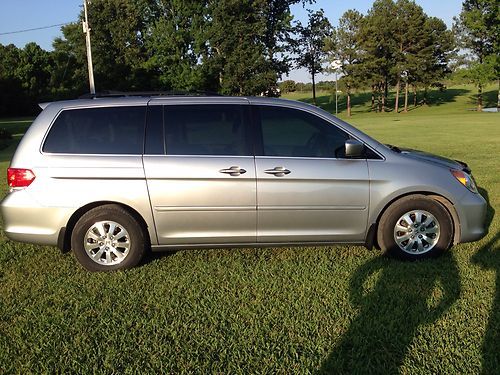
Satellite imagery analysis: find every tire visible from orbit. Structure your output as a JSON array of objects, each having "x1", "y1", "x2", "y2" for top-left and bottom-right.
[
  {"x1": 377, "y1": 195, "x2": 454, "y2": 260},
  {"x1": 71, "y1": 204, "x2": 146, "y2": 271}
]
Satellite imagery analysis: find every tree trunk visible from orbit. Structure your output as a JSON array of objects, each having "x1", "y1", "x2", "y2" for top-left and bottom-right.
[
  {"x1": 371, "y1": 86, "x2": 375, "y2": 111},
  {"x1": 377, "y1": 84, "x2": 382, "y2": 113},
  {"x1": 477, "y1": 83, "x2": 483, "y2": 111},
  {"x1": 497, "y1": 78, "x2": 500, "y2": 110},
  {"x1": 384, "y1": 76, "x2": 389, "y2": 102},
  {"x1": 394, "y1": 78, "x2": 400, "y2": 113},
  {"x1": 404, "y1": 81, "x2": 409, "y2": 113},
  {"x1": 381, "y1": 82, "x2": 386, "y2": 112},
  {"x1": 347, "y1": 87, "x2": 351, "y2": 117},
  {"x1": 413, "y1": 85, "x2": 417, "y2": 107},
  {"x1": 312, "y1": 71, "x2": 316, "y2": 105}
]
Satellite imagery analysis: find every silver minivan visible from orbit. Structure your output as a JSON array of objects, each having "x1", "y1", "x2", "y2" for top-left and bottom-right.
[{"x1": 1, "y1": 94, "x2": 486, "y2": 271}]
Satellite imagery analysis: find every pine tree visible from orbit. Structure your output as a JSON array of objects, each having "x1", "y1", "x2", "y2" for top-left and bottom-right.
[
  {"x1": 359, "y1": 0, "x2": 398, "y2": 112},
  {"x1": 326, "y1": 10, "x2": 363, "y2": 117},
  {"x1": 454, "y1": 0, "x2": 499, "y2": 110},
  {"x1": 294, "y1": 9, "x2": 333, "y2": 105},
  {"x1": 391, "y1": 0, "x2": 427, "y2": 113}
]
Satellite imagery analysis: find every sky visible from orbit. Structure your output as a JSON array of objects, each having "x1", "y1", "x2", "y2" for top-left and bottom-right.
[{"x1": 0, "y1": 0, "x2": 464, "y2": 83}]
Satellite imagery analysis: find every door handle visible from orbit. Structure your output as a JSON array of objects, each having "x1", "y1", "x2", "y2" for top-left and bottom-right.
[
  {"x1": 264, "y1": 166, "x2": 291, "y2": 177},
  {"x1": 219, "y1": 166, "x2": 247, "y2": 176}
]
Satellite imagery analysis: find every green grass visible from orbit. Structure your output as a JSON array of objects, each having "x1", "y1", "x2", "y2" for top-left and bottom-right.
[{"x1": 1, "y1": 85, "x2": 499, "y2": 374}]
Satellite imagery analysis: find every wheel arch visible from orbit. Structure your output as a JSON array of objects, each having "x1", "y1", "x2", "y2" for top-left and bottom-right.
[
  {"x1": 58, "y1": 201, "x2": 151, "y2": 253},
  {"x1": 366, "y1": 191, "x2": 461, "y2": 249}
]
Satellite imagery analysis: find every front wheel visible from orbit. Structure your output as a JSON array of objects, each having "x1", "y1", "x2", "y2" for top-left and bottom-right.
[
  {"x1": 71, "y1": 204, "x2": 146, "y2": 271},
  {"x1": 377, "y1": 195, "x2": 454, "y2": 260}
]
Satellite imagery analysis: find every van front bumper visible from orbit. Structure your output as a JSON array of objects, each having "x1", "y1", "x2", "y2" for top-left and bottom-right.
[{"x1": 456, "y1": 190, "x2": 488, "y2": 243}]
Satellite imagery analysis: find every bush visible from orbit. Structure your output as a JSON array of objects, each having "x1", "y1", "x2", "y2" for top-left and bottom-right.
[{"x1": 279, "y1": 80, "x2": 297, "y2": 93}]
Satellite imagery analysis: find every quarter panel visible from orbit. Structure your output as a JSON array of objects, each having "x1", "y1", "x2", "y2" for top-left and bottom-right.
[{"x1": 24, "y1": 155, "x2": 158, "y2": 245}]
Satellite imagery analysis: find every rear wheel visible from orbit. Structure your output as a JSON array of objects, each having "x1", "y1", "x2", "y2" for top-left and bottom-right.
[
  {"x1": 378, "y1": 195, "x2": 454, "y2": 260},
  {"x1": 71, "y1": 204, "x2": 146, "y2": 271}
]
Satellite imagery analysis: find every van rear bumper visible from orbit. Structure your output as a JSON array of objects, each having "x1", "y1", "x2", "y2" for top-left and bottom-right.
[{"x1": 1, "y1": 190, "x2": 73, "y2": 246}]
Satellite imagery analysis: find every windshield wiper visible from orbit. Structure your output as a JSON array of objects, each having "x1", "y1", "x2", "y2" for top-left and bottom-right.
[{"x1": 386, "y1": 144, "x2": 402, "y2": 153}]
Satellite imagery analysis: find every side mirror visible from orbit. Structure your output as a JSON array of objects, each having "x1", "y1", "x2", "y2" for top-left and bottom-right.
[{"x1": 345, "y1": 139, "x2": 365, "y2": 158}]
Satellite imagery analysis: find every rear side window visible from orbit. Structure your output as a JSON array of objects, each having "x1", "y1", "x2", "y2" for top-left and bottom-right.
[
  {"x1": 43, "y1": 106, "x2": 146, "y2": 154},
  {"x1": 164, "y1": 105, "x2": 251, "y2": 156}
]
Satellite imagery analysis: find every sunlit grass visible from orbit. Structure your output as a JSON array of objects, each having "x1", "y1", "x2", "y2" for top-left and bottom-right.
[{"x1": 0, "y1": 85, "x2": 499, "y2": 373}]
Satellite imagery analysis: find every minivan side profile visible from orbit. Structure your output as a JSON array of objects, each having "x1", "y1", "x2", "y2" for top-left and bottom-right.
[{"x1": 1, "y1": 94, "x2": 486, "y2": 271}]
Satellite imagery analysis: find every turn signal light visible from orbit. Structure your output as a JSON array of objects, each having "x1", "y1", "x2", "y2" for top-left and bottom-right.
[
  {"x1": 450, "y1": 169, "x2": 478, "y2": 193},
  {"x1": 7, "y1": 168, "x2": 36, "y2": 188}
]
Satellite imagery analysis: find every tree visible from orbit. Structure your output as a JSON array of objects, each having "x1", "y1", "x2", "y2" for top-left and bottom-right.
[
  {"x1": 52, "y1": 23, "x2": 88, "y2": 96},
  {"x1": 390, "y1": 0, "x2": 427, "y2": 113},
  {"x1": 0, "y1": 44, "x2": 26, "y2": 115},
  {"x1": 359, "y1": 0, "x2": 398, "y2": 112},
  {"x1": 259, "y1": 0, "x2": 315, "y2": 90},
  {"x1": 294, "y1": 9, "x2": 333, "y2": 105},
  {"x1": 280, "y1": 80, "x2": 297, "y2": 93},
  {"x1": 204, "y1": 0, "x2": 275, "y2": 95},
  {"x1": 54, "y1": 0, "x2": 158, "y2": 93},
  {"x1": 325, "y1": 10, "x2": 363, "y2": 116},
  {"x1": 145, "y1": 0, "x2": 210, "y2": 91},
  {"x1": 18, "y1": 43, "x2": 53, "y2": 100},
  {"x1": 0, "y1": 42, "x2": 55, "y2": 115},
  {"x1": 414, "y1": 17, "x2": 454, "y2": 105},
  {"x1": 205, "y1": 0, "x2": 313, "y2": 95},
  {"x1": 454, "y1": 0, "x2": 499, "y2": 110}
]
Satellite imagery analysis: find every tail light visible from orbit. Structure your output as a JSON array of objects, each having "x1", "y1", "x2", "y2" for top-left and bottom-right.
[{"x1": 7, "y1": 168, "x2": 36, "y2": 188}]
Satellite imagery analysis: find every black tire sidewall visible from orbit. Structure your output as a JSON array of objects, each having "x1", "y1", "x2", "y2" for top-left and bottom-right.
[
  {"x1": 71, "y1": 205, "x2": 145, "y2": 271},
  {"x1": 379, "y1": 197, "x2": 453, "y2": 260}
]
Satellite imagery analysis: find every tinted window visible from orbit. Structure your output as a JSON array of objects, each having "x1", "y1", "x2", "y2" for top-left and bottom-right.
[
  {"x1": 43, "y1": 106, "x2": 146, "y2": 154},
  {"x1": 164, "y1": 105, "x2": 250, "y2": 156},
  {"x1": 145, "y1": 105, "x2": 164, "y2": 155},
  {"x1": 258, "y1": 106, "x2": 349, "y2": 158}
]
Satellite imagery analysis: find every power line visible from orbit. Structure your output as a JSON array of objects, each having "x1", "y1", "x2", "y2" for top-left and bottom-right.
[{"x1": 0, "y1": 23, "x2": 72, "y2": 36}]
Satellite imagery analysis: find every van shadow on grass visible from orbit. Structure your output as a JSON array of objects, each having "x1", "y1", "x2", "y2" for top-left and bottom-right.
[
  {"x1": 472, "y1": 230, "x2": 500, "y2": 373},
  {"x1": 319, "y1": 253, "x2": 461, "y2": 374},
  {"x1": 471, "y1": 187, "x2": 499, "y2": 373},
  {"x1": 319, "y1": 188, "x2": 495, "y2": 374}
]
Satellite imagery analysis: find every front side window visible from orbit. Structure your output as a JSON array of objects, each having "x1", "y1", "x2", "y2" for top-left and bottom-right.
[
  {"x1": 164, "y1": 105, "x2": 250, "y2": 156},
  {"x1": 43, "y1": 106, "x2": 146, "y2": 154},
  {"x1": 258, "y1": 106, "x2": 349, "y2": 158}
]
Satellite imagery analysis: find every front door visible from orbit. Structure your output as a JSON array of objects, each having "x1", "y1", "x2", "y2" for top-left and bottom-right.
[{"x1": 254, "y1": 105, "x2": 370, "y2": 243}]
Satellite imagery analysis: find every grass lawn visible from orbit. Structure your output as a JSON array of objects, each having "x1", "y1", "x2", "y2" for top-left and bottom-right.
[{"x1": 0, "y1": 86, "x2": 499, "y2": 373}]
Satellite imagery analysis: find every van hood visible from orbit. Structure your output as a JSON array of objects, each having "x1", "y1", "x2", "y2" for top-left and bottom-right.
[{"x1": 390, "y1": 145, "x2": 471, "y2": 173}]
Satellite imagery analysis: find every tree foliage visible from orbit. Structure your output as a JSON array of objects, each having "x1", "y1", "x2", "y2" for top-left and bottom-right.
[
  {"x1": 325, "y1": 10, "x2": 363, "y2": 116},
  {"x1": 293, "y1": 9, "x2": 333, "y2": 104},
  {"x1": 454, "y1": 0, "x2": 499, "y2": 110},
  {"x1": 0, "y1": 0, "x2": 316, "y2": 115},
  {"x1": 3, "y1": 0, "x2": 497, "y2": 117},
  {"x1": 325, "y1": 0, "x2": 456, "y2": 114}
]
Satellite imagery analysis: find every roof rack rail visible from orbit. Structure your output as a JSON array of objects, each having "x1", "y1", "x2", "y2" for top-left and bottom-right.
[{"x1": 79, "y1": 90, "x2": 222, "y2": 99}]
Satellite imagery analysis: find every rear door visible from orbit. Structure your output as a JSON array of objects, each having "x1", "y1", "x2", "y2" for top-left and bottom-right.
[
  {"x1": 254, "y1": 105, "x2": 370, "y2": 243},
  {"x1": 143, "y1": 101, "x2": 256, "y2": 245}
]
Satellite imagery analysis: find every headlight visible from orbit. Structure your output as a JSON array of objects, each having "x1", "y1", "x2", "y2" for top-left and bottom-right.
[{"x1": 451, "y1": 169, "x2": 478, "y2": 193}]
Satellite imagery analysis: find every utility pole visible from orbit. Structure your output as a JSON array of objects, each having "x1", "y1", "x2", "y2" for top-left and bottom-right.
[
  {"x1": 330, "y1": 60, "x2": 341, "y2": 116},
  {"x1": 82, "y1": 0, "x2": 95, "y2": 94}
]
